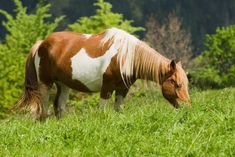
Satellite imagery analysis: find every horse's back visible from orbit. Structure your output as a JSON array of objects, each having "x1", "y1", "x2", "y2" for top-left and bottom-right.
[{"x1": 41, "y1": 31, "x2": 107, "y2": 61}]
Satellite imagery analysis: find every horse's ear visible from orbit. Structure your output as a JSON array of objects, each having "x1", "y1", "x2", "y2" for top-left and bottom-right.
[
  {"x1": 170, "y1": 60, "x2": 176, "y2": 71},
  {"x1": 177, "y1": 61, "x2": 182, "y2": 67}
]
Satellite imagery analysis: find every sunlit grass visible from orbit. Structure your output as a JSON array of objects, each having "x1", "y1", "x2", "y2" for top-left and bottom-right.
[{"x1": 0, "y1": 87, "x2": 234, "y2": 156}]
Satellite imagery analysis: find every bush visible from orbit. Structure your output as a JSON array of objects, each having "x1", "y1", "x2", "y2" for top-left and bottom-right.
[
  {"x1": 189, "y1": 66, "x2": 222, "y2": 88},
  {"x1": 0, "y1": 0, "x2": 64, "y2": 114},
  {"x1": 68, "y1": 0, "x2": 144, "y2": 34},
  {"x1": 191, "y1": 25, "x2": 235, "y2": 88}
]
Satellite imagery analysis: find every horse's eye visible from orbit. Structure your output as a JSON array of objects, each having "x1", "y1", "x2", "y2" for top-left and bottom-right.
[{"x1": 170, "y1": 79, "x2": 176, "y2": 84}]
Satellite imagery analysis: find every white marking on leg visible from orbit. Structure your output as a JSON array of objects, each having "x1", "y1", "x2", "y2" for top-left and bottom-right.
[
  {"x1": 71, "y1": 46, "x2": 118, "y2": 91},
  {"x1": 114, "y1": 95, "x2": 123, "y2": 111},
  {"x1": 99, "y1": 98, "x2": 108, "y2": 110},
  {"x1": 57, "y1": 83, "x2": 70, "y2": 117},
  {"x1": 34, "y1": 50, "x2": 40, "y2": 82}
]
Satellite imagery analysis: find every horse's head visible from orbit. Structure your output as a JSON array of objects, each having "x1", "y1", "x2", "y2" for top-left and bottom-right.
[{"x1": 161, "y1": 60, "x2": 190, "y2": 108}]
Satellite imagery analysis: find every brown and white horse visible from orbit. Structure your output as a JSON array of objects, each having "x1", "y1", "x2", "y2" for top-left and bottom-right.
[{"x1": 17, "y1": 28, "x2": 190, "y2": 120}]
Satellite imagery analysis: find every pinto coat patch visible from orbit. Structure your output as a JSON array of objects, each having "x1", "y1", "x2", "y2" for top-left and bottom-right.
[{"x1": 71, "y1": 46, "x2": 118, "y2": 91}]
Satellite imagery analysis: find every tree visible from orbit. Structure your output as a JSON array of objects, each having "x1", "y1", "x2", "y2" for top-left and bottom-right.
[
  {"x1": 145, "y1": 12, "x2": 193, "y2": 68},
  {"x1": 0, "y1": 0, "x2": 64, "y2": 113},
  {"x1": 68, "y1": 0, "x2": 144, "y2": 34}
]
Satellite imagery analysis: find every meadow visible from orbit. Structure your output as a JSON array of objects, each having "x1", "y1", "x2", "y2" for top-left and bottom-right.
[{"x1": 0, "y1": 85, "x2": 234, "y2": 157}]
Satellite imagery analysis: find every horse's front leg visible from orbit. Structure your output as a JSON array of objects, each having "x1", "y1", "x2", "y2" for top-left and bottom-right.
[
  {"x1": 98, "y1": 98, "x2": 109, "y2": 110},
  {"x1": 99, "y1": 81, "x2": 114, "y2": 110},
  {"x1": 114, "y1": 88, "x2": 129, "y2": 111}
]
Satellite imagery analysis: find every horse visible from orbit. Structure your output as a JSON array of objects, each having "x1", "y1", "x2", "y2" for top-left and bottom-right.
[{"x1": 16, "y1": 27, "x2": 190, "y2": 120}]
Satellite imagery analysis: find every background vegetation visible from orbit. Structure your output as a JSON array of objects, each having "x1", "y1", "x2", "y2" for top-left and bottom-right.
[
  {"x1": 1, "y1": 0, "x2": 235, "y2": 52},
  {"x1": 145, "y1": 12, "x2": 193, "y2": 68},
  {"x1": 191, "y1": 25, "x2": 235, "y2": 88},
  {"x1": 67, "y1": 0, "x2": 144, "y2": 34},
  {"x1": 0, "y1": 0, "x2": 234, "y2": 156}
]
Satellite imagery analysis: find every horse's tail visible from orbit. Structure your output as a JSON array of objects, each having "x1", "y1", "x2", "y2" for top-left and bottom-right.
[{"x1": 15, "y1": 40, "x2": 43, "y2": 118}]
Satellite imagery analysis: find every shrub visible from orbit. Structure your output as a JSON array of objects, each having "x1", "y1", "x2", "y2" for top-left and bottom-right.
[{"x1": 191, "y1": 25, "x2": 235, "y2": 88}]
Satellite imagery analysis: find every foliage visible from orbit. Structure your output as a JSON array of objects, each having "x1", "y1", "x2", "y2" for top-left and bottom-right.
[
  {"x1": 68, "y1": 0, "x2": 144, "y2": 34},
  {"x1": 0, "y1": 87, "x2": 235, "y2": 156},
  {"x1": 1, "y1": 0, "x2": 235, "y2": 53},
  {"x1": 191, "y1": 25, "x2": 235, "y2": 88},
  {"x1": 189, "y1": 66, "x2": 222, "y2": 88},
  {"x1": 145, "y1": 12, "x2": 193, "y2": 68},
  {"x1": 0, "y1": 0, "x2": 64, "y2": 114}
]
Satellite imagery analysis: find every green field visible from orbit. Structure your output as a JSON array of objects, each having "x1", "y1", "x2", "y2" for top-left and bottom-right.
[{"x1": 0, "y1": 86, "x2": 234, "y2": 156}]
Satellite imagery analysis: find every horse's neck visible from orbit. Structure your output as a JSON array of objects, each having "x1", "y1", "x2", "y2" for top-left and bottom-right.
[{"x1": 134, "y1": 45, "x2": 170, "y2": 84}]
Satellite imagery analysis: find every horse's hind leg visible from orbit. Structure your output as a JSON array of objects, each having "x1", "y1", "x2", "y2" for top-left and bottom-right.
[
  {"x1": 54, "y1": 82, "x2": 70, "y2": 119},
  {"x1": 41, "y1": 84, "x2": 51, "y2": 119}
]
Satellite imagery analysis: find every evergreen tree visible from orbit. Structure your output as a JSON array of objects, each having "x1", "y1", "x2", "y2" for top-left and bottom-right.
[{"x1": 68, "y1": 0, "x2": 144, "y2": 34}]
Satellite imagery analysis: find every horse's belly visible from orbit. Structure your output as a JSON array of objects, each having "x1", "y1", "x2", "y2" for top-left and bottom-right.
[{"x1": 70, "y1": 47, "x2": 117, "y2": 92}]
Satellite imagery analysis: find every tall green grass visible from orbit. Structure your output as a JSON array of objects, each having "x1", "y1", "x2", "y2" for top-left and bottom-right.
[{"x1": 0, "y1": 87, "x2": 234, "y2": 156}]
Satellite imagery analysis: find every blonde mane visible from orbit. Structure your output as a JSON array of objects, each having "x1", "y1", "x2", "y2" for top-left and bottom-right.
[
  {"x1": 101, "y1": 28, "x2": 168, "y2": 86},
  {"x1": 135, "y1": 43, "x2": 169, "y2": 83}
]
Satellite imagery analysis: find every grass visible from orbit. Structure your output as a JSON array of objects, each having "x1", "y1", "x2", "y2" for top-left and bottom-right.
[{"x1": 0, "y1": 86, "x2": 235, "y2": 156}]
